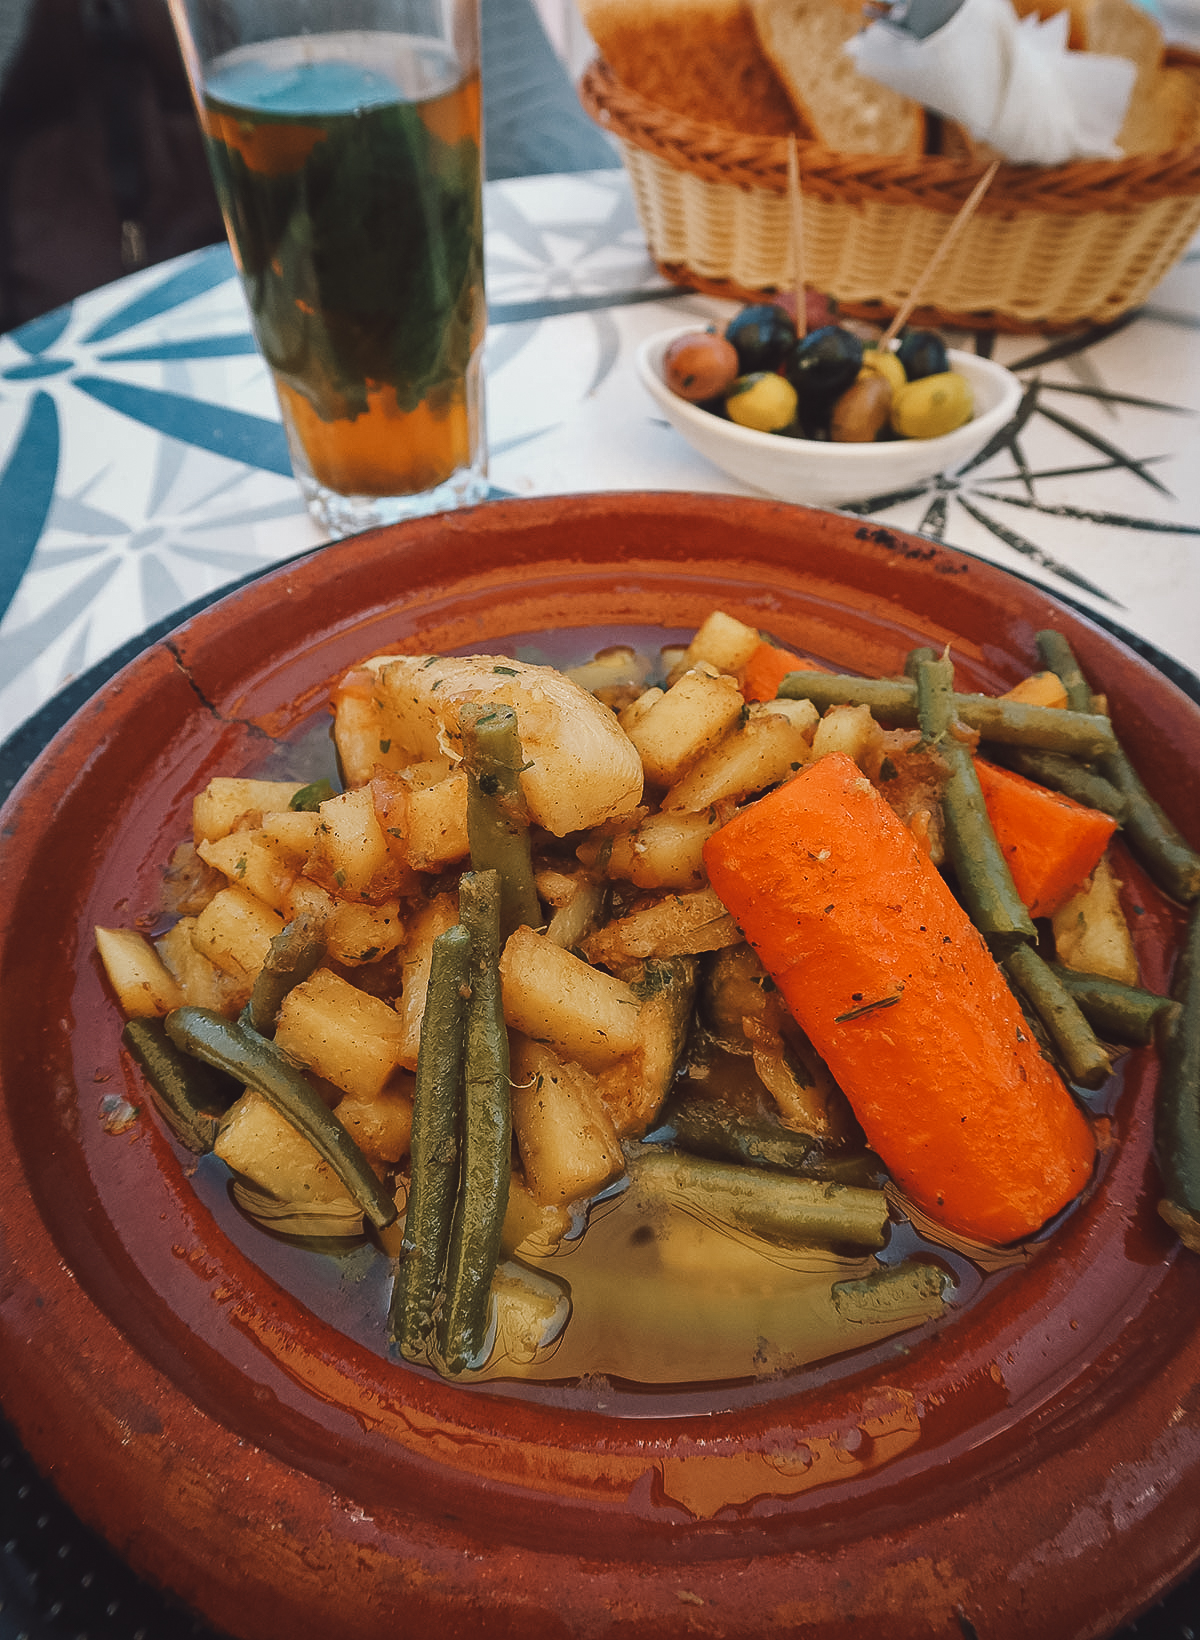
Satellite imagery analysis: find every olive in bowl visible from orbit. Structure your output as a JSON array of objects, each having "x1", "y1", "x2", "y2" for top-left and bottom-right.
[
  {"x1": 661, "y1": 330, "x2": 740, "y2": 404},
  {"x1": 636, "y1": 324, "x2": 1023, "y2": 508},
  {"x1": 724, "y1": 303, "x2": 798, "y2": 374}
]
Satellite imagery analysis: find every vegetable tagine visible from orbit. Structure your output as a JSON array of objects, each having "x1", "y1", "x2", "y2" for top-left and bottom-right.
[{"x1": 96, "y1": 614, "x2": 1200, "y2": 1388}]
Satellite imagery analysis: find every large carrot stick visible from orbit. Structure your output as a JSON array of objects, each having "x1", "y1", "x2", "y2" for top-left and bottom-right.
[{"x1": 703, "y1": 751, "x2": 1096, "y2": 1245}]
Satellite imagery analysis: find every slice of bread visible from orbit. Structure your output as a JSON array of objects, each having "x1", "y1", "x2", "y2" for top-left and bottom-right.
[
  {"x1": 1011, "y1": 0, "x2": 1161, "y2": 60},
  {"x1": 1012, "y1": 0, "x2": 1195, "y2": 154},
  {"x1": 1118, "y1": 62, "x2": 1200, "y2": 153},
  {"x1": 746, "y1": 0, "x2": 926, "y2": 154},
  {"x1": 577, "y1": 0, "x2": 802, "y2": 135}
]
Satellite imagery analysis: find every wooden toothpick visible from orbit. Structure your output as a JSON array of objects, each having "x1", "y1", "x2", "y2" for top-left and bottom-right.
[
  {"x1": 880, "y1": 157, "x2": 1001, "y2": 347},
  {"x1": 788, "y1": 136, "x2": 807, "y2": 339}
]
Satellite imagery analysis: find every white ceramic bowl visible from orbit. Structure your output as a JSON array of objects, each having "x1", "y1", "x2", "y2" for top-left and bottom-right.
[{"x1": 636, "y1": 326, "x2": 1023, "y2": 509}]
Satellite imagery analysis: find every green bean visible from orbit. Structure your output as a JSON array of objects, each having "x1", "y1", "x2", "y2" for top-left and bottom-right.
[
  {"x1": 831, "y1": 1260, "x2": 952, "y2": 1325},
  {"x1": 241, "y1": 911, "x2": 328, "y2": 1037},
  {"x1": 955, "y1": 697, "x2": 1115, "y2": 759},
  {"x1": 459, "y1": 700, "x2": 540, "y2": 942},
  {"x1": 663, "y1": 1094, "x2": 882, "y2": 1186},
  {"x1": 778, "y1": 671, "x2": 1116, "y2": 759},
  {"x1": 122, "y1": 1017, "x2": 237, "y2": 1153},
  {"x1": 911, "y1": 652, "x2": 1036, "y2": 954},
  {"x1": 391, "y1": 924, "x2": 471, "y2": 1361},
  {"x1": 1049, "y1": 965, "x2": 1176, "y2": 1047},
  {"x1": 1034, "y1": 630, "x2": 1093, "y2": 714},
  {"x1": 1155, "y1": 899, "x2": 1200, "y2": 1251},
  {"x1": 1004, "y1": 944, "x2": 1112, "y2": 1089},
  {"x1": 1101, "y1": 744, "x2": 1200, "y2": 905},
  {"x1": 910, "y1": 645, "x2": 955, "y2": 736},
  {"x1": 778, "y1": 672, "x2": 918, "y2": 718},
  {"x1": 1036, "y1": 629, "x2": 1200, "y2": 905},
  {"x1": 985, "y1": 745, "x2": 1127, "y2": 821},
  {"x1": 437, "y1": 871, "x2": 512, "y2": 1374},
  {"x1": 630, "y1": 1148, "x2": 890, "y2": 1250},
  {"x1": 903, "y1": 646, "x2": 937, "y2": 681},
  {"x1": 164, "y1": 1006, "x2": 397, "y2": 1229}
]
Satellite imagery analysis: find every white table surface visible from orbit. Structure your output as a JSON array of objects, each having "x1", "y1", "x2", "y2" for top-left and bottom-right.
[{"x1": 1, "y1": 166, "x2": 1198, "y2": 751}]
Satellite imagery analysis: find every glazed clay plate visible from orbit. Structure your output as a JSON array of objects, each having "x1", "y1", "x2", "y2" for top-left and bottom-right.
[{"x1": 1, "y1": 492, "x2": 1200, "y2": 1640}]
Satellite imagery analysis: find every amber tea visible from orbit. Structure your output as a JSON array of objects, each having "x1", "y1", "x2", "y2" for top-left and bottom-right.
[{"x1": 201, "y1": 32, "x2": 486, "y2": 531}]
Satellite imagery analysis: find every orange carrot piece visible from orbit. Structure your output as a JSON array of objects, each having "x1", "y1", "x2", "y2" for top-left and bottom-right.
[
  {"x1": 741, "y1": 642, "x2": 825, "y2": 703},
  {"x1": 1000, "y1": 671, "x2": 1069, "y2": 709},
  {"x1": 974, "y1": 758, "x2": 1118, "y2": 919},
  {"x1": 703, "y1": 751, "x2": 1095, "y2": 1244}
]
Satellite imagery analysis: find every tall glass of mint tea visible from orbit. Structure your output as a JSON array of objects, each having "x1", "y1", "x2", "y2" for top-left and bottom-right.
[{"x1": 168, "y1": 0, "x2": 487, "y2": 536}]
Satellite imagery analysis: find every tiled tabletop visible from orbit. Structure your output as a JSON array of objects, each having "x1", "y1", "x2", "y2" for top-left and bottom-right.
[{"x1": 2, "y1": 170, "x2": 1199, "y2": 758}]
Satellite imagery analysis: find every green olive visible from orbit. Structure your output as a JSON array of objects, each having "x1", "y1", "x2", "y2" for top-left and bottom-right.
[
  {"x1": 725, "y1": 372, "x2": 798, "y2": 433},
  {"x1": 890, "y1": 370, "x2": 973, "y2": 439},
  {"x1": 858, "y1": 347, "x2": 906, "y2": 395}
]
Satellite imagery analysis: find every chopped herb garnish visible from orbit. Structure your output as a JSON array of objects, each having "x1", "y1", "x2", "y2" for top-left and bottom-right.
[
  {"x1": 289, "y1": 779, "x2": 336, "y2": 812},
  {"x1": 835, "y1": 990, "x2": 904, "y2": 1023}
]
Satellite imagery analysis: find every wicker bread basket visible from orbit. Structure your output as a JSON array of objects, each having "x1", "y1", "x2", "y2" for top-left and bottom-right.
[{"x1": 579, "y1": 51, "x2": 1200, "y2": 331}]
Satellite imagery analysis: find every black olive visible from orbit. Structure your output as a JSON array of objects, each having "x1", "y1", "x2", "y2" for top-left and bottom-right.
[
  {"x1": 782, "y1": 325, "x2": 864, "y2": 419},
  {"x1": 896, "y1": 328, "x2": 949, "y2": 382},
  {"x1": 724, "y1": 304, "x2": 799, "y2": 375}
]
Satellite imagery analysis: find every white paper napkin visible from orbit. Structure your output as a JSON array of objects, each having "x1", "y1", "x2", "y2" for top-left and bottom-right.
[{"x1": 846, "y1": 0, "x2": 1138, "y2": 164}]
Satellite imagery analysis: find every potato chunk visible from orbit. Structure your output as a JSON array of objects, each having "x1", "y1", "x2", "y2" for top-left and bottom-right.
[
  {"x1": 811, "y1": 702, "x2": 885, "y2": 770},
  {"x1": 156, "y1": 918, "x2": 244, "y2": 1013},
  {"x1": 193, "y1": 778, "x2": 308, "y2": 844},
  {"x1": 325, "y1": 899, "x2": 406, "y2": 966},
  {"x1": 500, "y1": 925, "x2": 642, "y2": 1069},
  {"x1": 275, "y1": 968, "x2": 405, "y2": 1099},
  {"x1": 215, "y1": 1090, "x2": 358, "y2": 1210},
  {"x1": 404, "y1": 771, "x2": 470, "y2": 871},
  {"x1": 671, "y1": 610, "x2": 761, "y2": 679},
  {"x1": 662, "y1": 702, "x2": 814, "y2": 813},
  {"x1": 196, "y1": 831, "x2": 297, "y2": 913},
  {"x1": 94, "y1": 926, "x2": 184, "y2": 1018},
  {"x1": 510, "y1": 1035, "x2": 625, "y2": 1207},
  {"x1": 624, "y1": 669, "x2": 745, "y2": 788},
  {"x1": 581, "y1": 888, "x2": 741, "y2": 966},
  {"x1": 310, "y1": 786, "x2": 397, "y2": 902},
  {"x1": 1052, "y1": 853, "x2": 1139, "y2": 986},
  {"x1": 590, "y1": 810, "x2": 720, "y2": 891},
  {"x1": 395, "y1": 893, "x2": 460, "y2": 1070},
  {"x1": 335, "y1": 1084, "x2": 415, "y2": 1166},
  {"x1": 191, "y1": 885, "x2": 285, "y2": 984}
]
